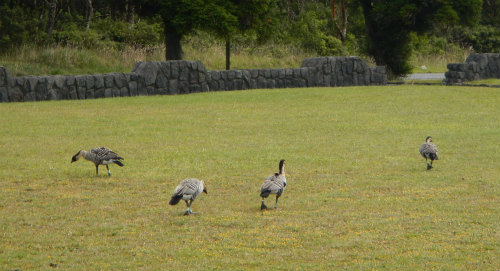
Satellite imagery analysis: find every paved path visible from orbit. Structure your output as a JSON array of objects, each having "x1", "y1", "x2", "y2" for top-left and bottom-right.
[{"x1": 404, "y1": 73, "x2": 445, "y2": 80}]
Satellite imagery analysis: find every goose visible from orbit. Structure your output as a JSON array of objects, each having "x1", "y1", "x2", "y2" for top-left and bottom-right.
[
  {"x1": 71, "y1": 147, "x2": 124, "y2": 176},
  {"x1": 169, "y1": 178, "x2": 207, "y2": 215},
  {"x1": 419, "y1": 136, "x2": 439, "y2": 170},
  {"x1": 260, "y1": 159, "x2": 286, "y2": 210}
]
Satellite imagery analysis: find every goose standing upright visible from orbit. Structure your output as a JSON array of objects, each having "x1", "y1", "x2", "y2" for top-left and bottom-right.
[
  {"x1": 71, "y1": 147, "x2": 124, "y2": 176},
  {"x1": 419, "y1": 136, "x2": 439, "y2": 170},
  {"x1": 260, "y1": 159, "x2": 286, "y2": 210},
  {"x1": 169, "y1": 178, "x2": 207, "y2": 215}
]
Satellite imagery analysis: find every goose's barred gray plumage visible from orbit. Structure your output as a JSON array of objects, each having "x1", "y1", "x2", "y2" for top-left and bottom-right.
[
  {"x1": 71, "y1": 147, "x2": 124, "y2": 176},
  {"x1": 169, "y1": 178, "x2": 207, "y2": 215},
  {"x1": 419, "y1": 136, "x2": 439, "y2": 170},
  {"x1": 260, "y1": 159, "x2": 286, "y2": 210}
]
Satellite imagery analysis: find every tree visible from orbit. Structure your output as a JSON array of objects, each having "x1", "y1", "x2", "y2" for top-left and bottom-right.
[
  {"x1": 46, "y1": 0, "x2": 57, "y2": 35},
  {"x1": 215, "y1": 0, "x2": 278, "y2": 69},
  {"x1": 126, "y1": 0, "x2": 135, "y2": 28},
  {"x1": 331, "y1": 0, "x2": 348, "y2": 43},
  {"x1": 138, "y1": 0, "x2": 237, "y2": 60},
  {"x1": 481, "y1": 0, "x2": 500, "y2": 28},
  {"x1": 85, "y1": 0, "x2": 94, "y2": 32},
  {"x1": 358, "y1": 0, "x2": 482, "y2": 77}
]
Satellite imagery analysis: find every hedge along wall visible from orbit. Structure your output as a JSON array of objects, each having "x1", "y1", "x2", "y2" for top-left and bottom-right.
[
  {"x1": 0, "y1": 56, "x2": 387, "y2": 103},
  {"x1": 445, "y1": 53, "x2": 500, "y2": 84}
]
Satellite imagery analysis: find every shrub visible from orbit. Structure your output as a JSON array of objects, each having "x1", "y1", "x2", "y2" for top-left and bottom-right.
[
  {"x1": 288, "y1": 10, "x2": 347, "y2": 56},
  {"x1": 53, "y1": 29, "x2": 107, "y2": 49},
  {"x1": 409, "y1": 34, "x2": 458, "y2": 55},
  {"x1": 127, "y1": 21, "x2": 163, "y2": 48},
  {"x1": 51, "y1": 17, "x2": 163, "y2": 50},
  {"x1": 460, "y1": 25, "x2": 500, "y2": 53}
]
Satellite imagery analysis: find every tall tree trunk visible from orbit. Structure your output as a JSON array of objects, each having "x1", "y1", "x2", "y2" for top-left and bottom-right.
[
  {"x1": 126, "y1": 0, "x2": 135, "y2": 29},
  {"x1": 331, "y1": 0, "x2": 348, "y2": 43},
  {"x1": 286, "y1": 0, "x2": 294, "y2": 20},
  {"x1": 360, "y1": 0, "x2": 408, "y2": 78},
  {"x1": 339, "y1": 0, "x2": 347, "y2": 43},
  {"x1": 225, "y1": 39, "x2": 231, "y2": 70},
  {"x1": 46, "y1": 0, "x2": 57, "y2": 35},
  {"x1": 85, "y1": 0, "x2": 93, "y2": 32},
  {"x1": 360, "y1": 1, "x2": 383, "y2": 65},
  {"x1": 165, "y1": 23, "x2": 183, "y2": 60}
]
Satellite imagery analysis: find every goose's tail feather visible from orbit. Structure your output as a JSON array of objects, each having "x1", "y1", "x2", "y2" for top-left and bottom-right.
[
  {"x1": 260, "y1": 189, "x2": 271, "y2": 198},
  {"x1": 169, "y1": 195, "x2": 182, "y2": 205},
  {"x1": 113, "y1": 160, "x2": 124, "y2": 167}
]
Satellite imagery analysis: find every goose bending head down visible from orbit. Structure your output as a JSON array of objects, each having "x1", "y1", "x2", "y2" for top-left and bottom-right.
[
  {"x1": 71, "y1": 147, "x2": 124, "y2": 176},
  {"x1": 169, "y1": 178, "x2": 207, "y2": 215}
]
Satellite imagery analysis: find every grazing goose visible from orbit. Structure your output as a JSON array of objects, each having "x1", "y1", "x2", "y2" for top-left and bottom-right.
[
  {"x1": 419, "y1": 136, "x2": 439, "y2": 170},
  {"x1": 71, "y1": 147, "x2": 124, "y2": 176},
  {"x1": 260, "y1": 159, "x2": 286, "y2": 210},
  {"x1": 169, "y1": 178, "x2": 207, "y2": 215}
]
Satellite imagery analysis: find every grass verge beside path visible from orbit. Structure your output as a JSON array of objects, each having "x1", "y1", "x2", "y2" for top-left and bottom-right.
[{"x1": 0, "y1": 85, "x2": 499, "y2": 270}]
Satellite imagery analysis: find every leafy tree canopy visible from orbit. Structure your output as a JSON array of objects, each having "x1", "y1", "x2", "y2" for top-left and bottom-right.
[{"x1": 358, "y1": 0, "x2": 482, "y2": 77}]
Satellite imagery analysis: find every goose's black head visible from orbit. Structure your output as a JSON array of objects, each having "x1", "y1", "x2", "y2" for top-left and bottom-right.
[
  {"x1": 202, "y1": 181, "x2": 208, "y2": 194},
  {"x1": 425, "y1": 136, "x2": 433, "y2": 143},
  {"x1": 279, "y1": 159, "x2": 285, "y2": 173},
  {"x1": 71, "y1": 150, "x2": 83, "y2": 163},
  {"x1": 279, "y1": 159, "x2": 285, "y2": 167}
]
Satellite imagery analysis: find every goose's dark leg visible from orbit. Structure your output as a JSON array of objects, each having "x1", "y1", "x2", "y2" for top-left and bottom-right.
[
  {"x1": 184, "y1": 199, "x2": 195, "y2": 215},
  {"x1": 95, "y1": 165, "x2": 99, "y2": 176},
  {"x1": 425, "y1": 158, "x2": 432, "y2": 170},
  {"x1": 183, "y1": 200, "x2": 190, "y2": 215},
  {"x1": 106, "y1": 164, "x2": 111, "y2": 176},
  {"x1": 187, "y1": 199, "x2": 194, "y2": 214},
  {"x1": 261, "y1": 198, "x2": 268, "y2": 210},
  {"x1": 274, "y1": 194, "x2": 281, "y2": 209}
]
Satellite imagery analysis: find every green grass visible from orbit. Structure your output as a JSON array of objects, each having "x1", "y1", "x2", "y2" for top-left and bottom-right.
[
  {"x1": 1, "y1": 85, "x2": 499, "y2": 270},
  {"x1": 0, "y1": 45, "x2": 164, "y2": 76},
  {"x1": 0, "y1": 42, "x2": 314, "y2": 76},
  {"x1": 462, "y1": 78, "x2": 500, "y2": 85},
  {"x1": 410, "y1": 51, "x2": 469, "y2": 73},
  {"x1": 1, "y1": 41, "x2": 469, "y2": 76}
]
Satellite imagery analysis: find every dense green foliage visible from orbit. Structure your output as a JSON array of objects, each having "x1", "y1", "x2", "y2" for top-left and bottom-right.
[
  {"x1": 359, "y1": 0, "x2": 483, "y2": 77},
  {"x1": 0, "y1": 0, "x2": 498, "y2": 76}
]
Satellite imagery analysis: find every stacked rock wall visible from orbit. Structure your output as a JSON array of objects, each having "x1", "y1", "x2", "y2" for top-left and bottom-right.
[
  {"x1": 132, "y1": 56, "x2": 387, "y2": 93},
  {"x1": 0, "y1": 67, "x2": 8, "y2": 102},
  {"x1": 206, "y1": 67, "x2": 315, "y2": 91},
  {"x1": 1, "y1": 56, "x2": 386, "y2": 102},
  {"x1": 445, "y1": 53, "x2": 500, "y2": 84},
  {"x1": 301, "y1": 56, "x2": 387, "y2": 87},
  {"x1": 4, "y1": 72, "x2": 145, "y2": 102},
  {"x1": 132, "y1": 60, "x2": 209, "y2": 95}
]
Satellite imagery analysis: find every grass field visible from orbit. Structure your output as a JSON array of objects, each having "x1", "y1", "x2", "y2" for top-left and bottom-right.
[
  {"x1": 0, "y1": 43, "x2": 313, "y2": 76},
  {"x1": 1, "y1": 42, "x2": 467, "y2": 76},
  {"x1": 0, "y1": 85, "x2": 499, "y2": 270}
]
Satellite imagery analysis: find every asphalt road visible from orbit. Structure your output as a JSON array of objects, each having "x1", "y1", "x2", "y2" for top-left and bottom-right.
[{"x1": 405, "y1": 73, "x2": 445, "y2": 80}]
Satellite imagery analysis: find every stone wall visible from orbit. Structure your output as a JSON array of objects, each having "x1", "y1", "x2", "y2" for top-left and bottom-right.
[
  {"x1": 0, "y1": 67, "x2": 9, "y2": 102},
  {"x1": 132, "y1": 60, "x2": 209, "y2": 95},
  {"x1": 203, "y1": 57, "x2": 387, "y2": 91},
  {"x1": 0, "y1": 56, "x2": 386, "y2": 103},
  {"x1": 445, "y1": 53, "x2": 500, "y2": 84},
  {"x1": 5, "y1": 72, "x2": 145, "y2": 102}
]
